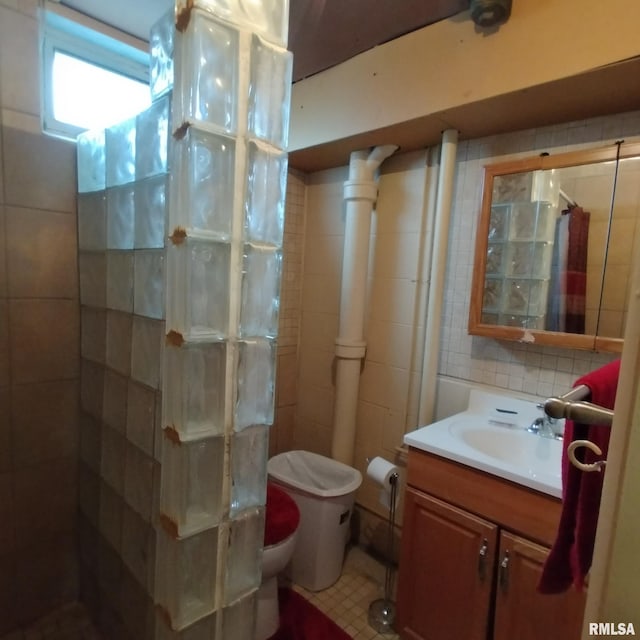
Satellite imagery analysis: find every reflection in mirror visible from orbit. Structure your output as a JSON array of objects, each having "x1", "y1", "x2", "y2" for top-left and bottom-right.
[
  {"x1": 600, "y1": 156, "x2": 640, "y2": 338},
  {"x1": 469, "y1": 143, "x2": 640, "y2": 353}
]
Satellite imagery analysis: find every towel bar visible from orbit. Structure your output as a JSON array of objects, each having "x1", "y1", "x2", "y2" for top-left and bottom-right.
[{"x1": 543, "y1": 385, "x2": 614, "y2": 427}]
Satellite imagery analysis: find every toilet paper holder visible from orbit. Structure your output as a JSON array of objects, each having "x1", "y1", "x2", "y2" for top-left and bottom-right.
[{"x1": 365, "y1": 457, "x2": 399, "y2": 634}]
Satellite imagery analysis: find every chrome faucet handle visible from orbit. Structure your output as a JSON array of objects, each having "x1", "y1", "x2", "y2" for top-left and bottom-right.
[{"x1": 529, "y1": 404, "x2": 563, "y2": 440}]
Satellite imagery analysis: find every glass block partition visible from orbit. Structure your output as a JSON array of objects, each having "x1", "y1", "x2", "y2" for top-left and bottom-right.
[{"x1": 77, "y1": 1, "x2": 291, "y2": 638}]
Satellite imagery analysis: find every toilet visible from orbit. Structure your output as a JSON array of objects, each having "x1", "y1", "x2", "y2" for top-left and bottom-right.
[{"x1": 255, "y1": 482, "x2": 300, "y2": 640}]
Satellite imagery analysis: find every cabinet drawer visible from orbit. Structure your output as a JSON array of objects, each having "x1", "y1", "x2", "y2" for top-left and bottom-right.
[{"x1": 406, "y1": 447, "x2": 561, "y2": 546}]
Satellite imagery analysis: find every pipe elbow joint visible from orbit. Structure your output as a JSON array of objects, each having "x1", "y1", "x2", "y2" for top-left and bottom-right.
[{"x1": 366, "y1": 144, "x2": 399, "y2": 171}]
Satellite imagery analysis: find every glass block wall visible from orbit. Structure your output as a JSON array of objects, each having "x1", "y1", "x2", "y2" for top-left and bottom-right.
[{"x1": 77, "y1": 2, "x2": 291, "y2": 638}]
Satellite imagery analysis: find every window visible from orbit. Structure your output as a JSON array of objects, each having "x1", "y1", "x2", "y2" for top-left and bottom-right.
[{"x1": 41, "y1": 9, "x2": 152, "y2": 139}]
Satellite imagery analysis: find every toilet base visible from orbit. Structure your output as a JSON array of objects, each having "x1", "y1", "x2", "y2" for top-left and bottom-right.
[{"x1": 255, "y1": 575, "x2": 279, "y2": 640}]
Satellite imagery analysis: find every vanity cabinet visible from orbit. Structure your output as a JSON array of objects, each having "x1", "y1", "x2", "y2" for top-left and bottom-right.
[{"x1": 396, "y1": 448, "x2": 586, "y2": 640}]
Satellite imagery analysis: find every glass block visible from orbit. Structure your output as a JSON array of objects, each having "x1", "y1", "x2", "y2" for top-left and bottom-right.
[
  {"x1": 131, "y1": 316, "x2": 163, "y2": 389},
  {"x1": 77, "y1": 128, "x2": 106, "y2": 193},
  {"x1": 103, "y1": 368, "x2": 128, "y2": 432},
  {"x1": 163, "y1": 341, "x2": 226, "y2": 437},
  {"x1": 170, "y1": 126, "x2": 236, "y2": 239},
  {"x1": 247, "y1": 34, "x2": 292, "y2": 149},
  {"x1": 127, "y1": 381, "x2": 156, "y2": 457},
  {"x1": 80, "y1": 306, "x2": 106, "y2": 364},
  {"x1": 80, "y1": 359, "x2": 105, "y2": 421},
  {"x1": 106, "y1": 251, "x2": 134, "y2": 312},
  {"x1": 156, "y1": 527, "x2": 218, "y2": 630},
  {"x1": 501, "y1": 279, "x2": 549, "y2": 316},
  {"x1": 505, "y1": 241, "x2": 553, "y2": 279},
  {"x1": 78, "y1": 191, "x2": 107, "y2": 251},
  {"x1": 156, "y1": 610, "x2": 217, "y2": 640},
  {"x1": 101, "y1": 426, "x2": 126, "y2": 494},
  {"x1": 488, "y1": 204, "x2": 509, "y2": 241},
  {"x1": 134, "y1": 250, "x2": 165, "y2": 319},
  {"x1": 498, "y1": 314, "x2": 546, "y2": 330},
  {"x1": 221, "y1": 591, "x2": 257, "y2": 640},
  {"x1": 167, "y1": 238, "x2": 231, "y2": 339},
  {"x1": 224, "y1": 507, "x2": 264, "y2": 604},
  {"x1": 174, "y1": 11, "x2": 239, "y2": 133},
  {"x1": 106, "y1": 116, "x2": 136, "y2": 187},
  {"x1": 530, "y1": 169, "x2": 559, "y2": 205},
  {"x1": 235, "y1": 338, "x2": 275, "y2": 430},
  {"x1": 240, "y1": 245, "x2": 281, "y2": 338},
  {"x1": 124, "y1": 443, "x2": 155, "y2": 522},
  {"x1": 121, "y1": 504, "x2": 155, "y2": 591},
  {"x1": 482, "y1": 278, "x2": 503, "y2": 313},
  {"x1": 194, "y1": 0, "x2": 289, "y2": 47},
  {"x1": 135, "y1": 175, "x2": 168, "y2": 249},
  {"x1": 509, "y1": 202, "x2": 557, "y2": 242},
  {"x1": 480, "y1": 312, "x2": 499, "y2": 325},
  {"x1": 136, "y1": 95, "x2": 171, "y2": 180},
  {"x1": 244, "y1": 140, "x2": 286, "y2": 246},
  {"x1": 79, "y1": 252, "x2": 106, "y2": 309},
  {"x1": 99, "y1": 479, "x2": 123, "y2": 550},
  {"x1": 150, "y1": 9, "x2": 175, "y2": 102},
  {"x1": 107, "y1": 185, "x2": 136, "y2": 249},
  {"x1": 492, "y1": 172, "x2": 532, "y2": 204},
  {"x1": 160, "y1": 431, "x2": 225, "y2": 537},
  {"x1": 230, "y1": 425, "x2": 268, "y2": 515},
  {"x1": 485, "y1": 242, "x2": 504, "y2": 275},
  {"x1": 106, "y1": 310, "x2": 132, "y2": 376}
]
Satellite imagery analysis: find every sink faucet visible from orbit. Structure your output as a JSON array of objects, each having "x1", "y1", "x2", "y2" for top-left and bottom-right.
[{"x1": 527, "y1": 404, "x2": 563, "y2": 440}]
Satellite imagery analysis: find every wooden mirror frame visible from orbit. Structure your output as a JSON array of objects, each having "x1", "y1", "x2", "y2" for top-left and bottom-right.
[{"x1": 468, "y1": 142, "x2": 640, "y2": 353}]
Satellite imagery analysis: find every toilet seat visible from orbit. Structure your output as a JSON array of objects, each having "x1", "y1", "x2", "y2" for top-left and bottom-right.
[
  {"x1": 256, "y1": 483, "x2": 301, "y2": 640},
  {"x1": 264, "y1": 482, "x2": 300, "y2": 547}
]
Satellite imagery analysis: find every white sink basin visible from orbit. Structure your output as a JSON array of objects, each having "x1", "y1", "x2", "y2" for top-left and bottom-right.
[
  {"x1": 404, "y1": 391, "x2": 563, "y2": 497},
  {"x1": 449, "y1": 420, "x2": 561, "y2": 475}
]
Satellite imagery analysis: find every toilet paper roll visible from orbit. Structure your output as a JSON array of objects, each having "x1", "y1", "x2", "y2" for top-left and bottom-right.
[
  {"x1": 367, "y1": 457, "x2": 399, "y2": 510},
  {"x1": 366, "y1": 456, "x2": 399, "y2": 488}
]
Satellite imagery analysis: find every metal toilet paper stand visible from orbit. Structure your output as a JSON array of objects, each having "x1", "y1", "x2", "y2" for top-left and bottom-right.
[{"x1": 368, "y1": 470, "x2": 398, "y2": 634}]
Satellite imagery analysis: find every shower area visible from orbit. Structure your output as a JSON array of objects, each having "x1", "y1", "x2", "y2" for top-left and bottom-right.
[{"x1": 0, "y1": 0, "x2": 298, "y2": 638}]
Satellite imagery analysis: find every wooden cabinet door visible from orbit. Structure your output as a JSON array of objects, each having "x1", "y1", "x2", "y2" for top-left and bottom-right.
[
  {"x1": 494, "y1": 531, "x2": 587, "y2": 640},
  {"x1": 396, "y1": 488, "x2": 497, "y2": 640}
]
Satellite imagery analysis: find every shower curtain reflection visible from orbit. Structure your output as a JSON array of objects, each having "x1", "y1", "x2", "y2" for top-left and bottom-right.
[{"x1": 547, "y1": 205, "x2": 590, "y2": 333}]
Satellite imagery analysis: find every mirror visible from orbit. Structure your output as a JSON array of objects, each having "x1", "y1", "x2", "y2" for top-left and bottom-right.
[{"x1": 469, "y1": 142, "x2": 640, "y2": 353}]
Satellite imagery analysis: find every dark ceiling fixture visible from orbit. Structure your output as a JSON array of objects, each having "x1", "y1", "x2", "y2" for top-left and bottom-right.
[{"x1": 470, "y1": 0, "x2": 512, "y2": 27}]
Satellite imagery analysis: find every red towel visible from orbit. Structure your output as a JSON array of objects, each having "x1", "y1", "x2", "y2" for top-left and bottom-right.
[{"x1": 538, "y1": 358, "x2": 620, "y2": 594}]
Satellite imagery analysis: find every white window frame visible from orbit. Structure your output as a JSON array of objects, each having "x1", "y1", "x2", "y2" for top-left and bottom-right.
[{"x1": 40, "y1": 8, "x2": 150, "y2": 140}]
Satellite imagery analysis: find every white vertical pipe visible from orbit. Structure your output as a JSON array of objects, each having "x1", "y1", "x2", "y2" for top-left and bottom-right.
[
  {"x1": 417, "y1": 129, "x2": 458, "y2": 425},
  {"x1": 403, "y1": 147, "x2": 441, "y2": 432},
  {"x1": 332, "y1": 145, "x2": 398, "y2": 465}
]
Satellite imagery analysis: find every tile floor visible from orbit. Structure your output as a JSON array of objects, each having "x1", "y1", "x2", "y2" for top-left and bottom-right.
[
  {"x1": 1, "y1": 546, "x2": 400, "y2": 640},
  {"x1": 290, "y1": 545, "x2": 401, "y2": 640}
]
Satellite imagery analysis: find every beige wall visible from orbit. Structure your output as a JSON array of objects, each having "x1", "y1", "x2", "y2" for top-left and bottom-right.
[
  {"x1": 271, "y1": 169, "x2": 306, "y2": 456},
  {"x1": 0, "y1": 1, "x2": 79, "y2": 633},
  {"x1": 600, "y1": 158, "x2": 640, "y2": 336}
]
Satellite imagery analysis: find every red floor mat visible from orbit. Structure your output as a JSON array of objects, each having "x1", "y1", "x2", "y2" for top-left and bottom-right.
[{"x1": 269, "y1": 587, "x2": 353, "y2": 640}]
